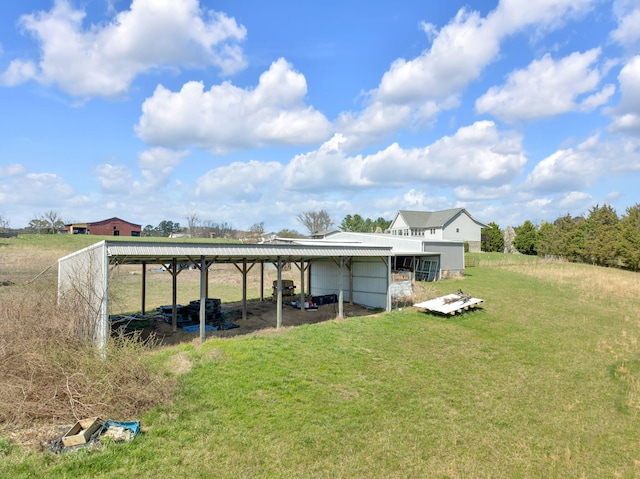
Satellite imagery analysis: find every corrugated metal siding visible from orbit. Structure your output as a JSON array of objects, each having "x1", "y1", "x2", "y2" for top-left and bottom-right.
[
  {"x1": 313, "y1": 232, "x2": 465, "y2": 274},
  {"x1": 311, "y1": 260, "x2": 341, "y2": 296},
  {"x1": 310, "y1": 257, "x2": 388, "y2": 309},
  {"x1": 58, "y1": 241, "x2": 108, "y2": 345},
  {"x1": 421, "y1": 241, "x2": 464, "y2": 273}
]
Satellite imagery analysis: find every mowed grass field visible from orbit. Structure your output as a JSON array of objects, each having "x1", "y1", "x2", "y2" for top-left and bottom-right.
[{"x1": 2, "y1": 237, "x2": 640, "y2": 477}]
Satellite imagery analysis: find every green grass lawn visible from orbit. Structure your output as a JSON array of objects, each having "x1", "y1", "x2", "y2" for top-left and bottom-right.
[{"x1": 2, "y1": 251, "x2": 640, "y2": 478}]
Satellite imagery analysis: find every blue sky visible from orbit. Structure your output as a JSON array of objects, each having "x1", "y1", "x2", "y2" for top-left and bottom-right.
[{"x1": 1, "y1": 0, "x2": 639, "y2": 232}]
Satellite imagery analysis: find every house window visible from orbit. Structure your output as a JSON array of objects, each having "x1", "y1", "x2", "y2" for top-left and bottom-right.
[
  {"x1": 456, "y1": 228, "x2": 459, "y2": 233},
  {"x1": 430, "y1": 228, "x2": 435, "y2": 234}
]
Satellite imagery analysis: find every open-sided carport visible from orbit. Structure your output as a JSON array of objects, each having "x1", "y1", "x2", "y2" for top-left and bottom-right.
[{"x1": 58, "y1": 240, "x2": 393, "y2": 351}]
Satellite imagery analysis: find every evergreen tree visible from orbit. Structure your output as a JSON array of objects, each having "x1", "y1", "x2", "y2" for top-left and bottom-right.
[
  {"x1": 513, "y1": 220, "x2": 538, "y2": 255},
  {"x1": 340, "y1": 214, "x2": 391, "y2": 232},
  {"x1": 553, "y1": 214, "x2": 584, "y2": 260},
  {"x1": 482, "y1": 222, "x2": 504, "y2": 252},
  {"x1": 582, "y1": 204, "x2": 619, "y2": 266},
  {"x1": 535, "y1": 221, "x2": 557, "y2": 256},
  {"x1": 340, "y1": 214, "x2": 366, "y2": 232},
  {"x1": 618, "y1": 203, "x2": 640, "y2": 271}
]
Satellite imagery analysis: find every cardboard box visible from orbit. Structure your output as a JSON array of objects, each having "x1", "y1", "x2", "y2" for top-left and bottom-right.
[{"x1": 62, "y1": 417, "x2": 102, "y2": 447}]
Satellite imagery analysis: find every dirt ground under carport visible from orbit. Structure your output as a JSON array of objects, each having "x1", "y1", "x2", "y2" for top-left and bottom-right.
[{"x1": 149, "y1": 298, "x2": 380, "y2": 346}]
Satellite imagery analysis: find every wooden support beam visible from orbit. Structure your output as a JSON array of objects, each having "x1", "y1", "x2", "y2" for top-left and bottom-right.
[
  {"x1": 338, "y1": 256, "x2": 344, "y2": 319},
  {"x1": 260, "y1": 262, "x2": 264, "y2": 301},
  {"x1": 141, "y1": 262, "x2": 146, "y2": 316},
  {"x1": 276, "y1": 256, "x2": 283, "y2": 328},
  {"x1": 232, "y1": 259, "x2": 256, "y2": 321},
  {"x1": 199, "y1": 255, "x2": 207, "y2": 343},
  {"x1": 294, "y1": 259, "x2": 310, "y2": 311},
  {"x1": 171, "y1": 258, "x2": 178, "y2": 332}
]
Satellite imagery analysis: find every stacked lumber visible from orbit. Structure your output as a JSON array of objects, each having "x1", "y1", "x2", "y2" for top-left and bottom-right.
[{"x1": 272, "y1": 279, "x2": 296, "y2": 301}]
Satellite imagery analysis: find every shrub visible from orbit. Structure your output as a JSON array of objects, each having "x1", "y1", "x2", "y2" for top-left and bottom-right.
[{"x1": 0, "y1": 284, "x2": 177, "y2": 427}]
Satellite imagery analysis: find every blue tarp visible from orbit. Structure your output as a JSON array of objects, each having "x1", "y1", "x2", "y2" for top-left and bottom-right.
[
  {"x1": 182, "y1": 324, "x2": 217, "y2": 332},
  {"x1": 102, "y1": 420, "x2": 140, "y2": 436}
]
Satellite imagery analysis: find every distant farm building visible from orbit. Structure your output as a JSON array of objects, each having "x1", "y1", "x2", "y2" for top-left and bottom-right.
[{"x1": 66, "y1": 217, "x2": 141, "y2": 236}]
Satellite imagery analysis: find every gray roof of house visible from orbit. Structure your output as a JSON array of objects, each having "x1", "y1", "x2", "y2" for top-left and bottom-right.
[{"x1": 397, "y1": 208, "x2": 488, "y2": 229}]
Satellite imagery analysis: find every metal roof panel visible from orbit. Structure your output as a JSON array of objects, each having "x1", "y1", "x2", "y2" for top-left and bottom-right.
[{"x1": 101, "y1": 241, "x2": 392, "y2": 264}]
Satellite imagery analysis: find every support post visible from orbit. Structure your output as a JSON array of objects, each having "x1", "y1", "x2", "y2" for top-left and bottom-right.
[
  {"x1": 171, "y1": 258, "x2": 178, "y2": 332},
  {"x1": 141, "y1": 262, "x2": 146, "y2": 315},
  {"x1": 386, "y1": 255, "x2": 392, "y2": 312},
  {"x1": 232, "y1": 259, "x2": 255, "y2": 321},
  {"x1": 206, "y1": 263, "x2": 209, "y2": 298},
  {"x1": 199, "y1": 256, "x2": 207, "y2": 344},
  {"x1": 348, "y1": 258, "x2": 353, "y2": 305},
  {"x1": 242, "y1": 258, "x2": 248, "y2": 320},
  {"x1": 276, "y1": 256, "x2": 283, "y2": 328},
  {"x1": 338, "y1": 256, "x2": 344, "y2": 319},
  {"x1": 299, "y1": 259, "x2": 306, "y2": 311}
]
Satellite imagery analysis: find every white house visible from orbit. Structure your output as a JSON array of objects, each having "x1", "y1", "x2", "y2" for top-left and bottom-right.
[{"x1": 388, "y1": 208, "x2": 489, "y2": 253}]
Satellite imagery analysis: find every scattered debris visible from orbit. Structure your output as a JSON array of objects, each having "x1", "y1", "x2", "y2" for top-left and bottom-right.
[
  {"x1": 390, "y1": 280, "x2": 413, "y2": 305},
  {"x1": 157, "y1": 298, "x2": 224, "y2": 326},
  {"x1": 110, "y1": 313, "x2": 153, "y2": 332},
  {"x1": 443, "y1": 289, "x2": 472, "y2": 304},
  {"x1": 181, "y1": 321, "x2": 239, "y2": 333},
  {"x1": 288, "y1": 294, "x2": 338, "y2": 312},
  {"x1": 101, "y1": 420, "x2": 140, "y2": 442},
  {"x1": 414, "y1": 289, "x2": 484, "y2": 316},
  {"x1": 46, "y1": 418, "x2": 140, "y2": 454},
  {"x1": 62, "y1": 417, "x2": 102, "y2": 447}
]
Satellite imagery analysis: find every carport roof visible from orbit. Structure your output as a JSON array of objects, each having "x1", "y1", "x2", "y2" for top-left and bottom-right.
[{"x1": 74, "y1": 240, "x2": 393, "y2": 265}]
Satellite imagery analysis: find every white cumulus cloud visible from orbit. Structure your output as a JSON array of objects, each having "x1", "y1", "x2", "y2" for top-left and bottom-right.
[
  {"x1": 0, "y1": 0, "x2": 246, "y2": 98},
  {"x1": 0, "y1": 172, "x2": 74, "y2": 206},
  {"x1": 610, "y1": 0, "x2": 640, "y2": 49},
  {"x1": 283, "y1": 121, "x2": 526, "y2": 191},
  {"x1": 137, "y1": 147, "x2": 189, "y2": 189},
  {"x1": 476, "y1": 49, "x2": 614, "y2": 122},
  {"x1": 0, "y1": 164, "x2": 26, "y2": 178},
  {"x1": 337, "y1": 0, "x2": 597, "y2": 148},
  {"x1": 525, "y1": 134, "x2": 640, "y2": 192},
  {"x1": 196, "y1": 160, "x2": 284, "y2": 200},
  {"x1": 93, "y1": 164, "x2": 134, "y2": 194},
  {"x1": 136, "y1": 58, "x2": 332, "y2": 153},
  {"x1": 609, "y1": 56, "x2": 640, "y2": 135}
]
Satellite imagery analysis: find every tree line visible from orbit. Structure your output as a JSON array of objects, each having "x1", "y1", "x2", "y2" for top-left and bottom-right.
[
  {"x1": 11, "y1": 209, "x2": 392, "y2": 239},
  {"x1": 484, "y1": 204, "x2": 640, "y2": 272}
]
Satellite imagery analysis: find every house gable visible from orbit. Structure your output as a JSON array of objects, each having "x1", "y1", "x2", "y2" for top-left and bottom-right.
[{"x1": 389, "y1": 208, "x2": 488, "y2": 252}]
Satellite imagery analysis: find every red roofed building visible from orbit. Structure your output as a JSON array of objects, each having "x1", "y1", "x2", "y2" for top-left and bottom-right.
[{"x1": 66, "y1": 217, "x2": 141, "y2": 236}]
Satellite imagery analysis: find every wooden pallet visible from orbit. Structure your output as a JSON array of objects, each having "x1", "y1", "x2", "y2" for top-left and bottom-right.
[{"x1": 414, "y1": 292, "x2": 484, "y2": 316}]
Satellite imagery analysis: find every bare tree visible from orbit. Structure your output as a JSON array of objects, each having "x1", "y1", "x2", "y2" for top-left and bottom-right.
[
  {"x1": 0, "y1": 213, "x2": 9, "y2": 232},
  {"x1": 185, "y1": 211, "x2": 200, "y2": 237},
  {"x1": 202, "y1": 220, "x2": 235, "y2": 238},
  {"x1": 297, "y1": 210, "x2": 333, "y2": 235},
  {"x1": 29, "y1": 211, "x2": 65, "y2": 234},
  {"x1": 246, "y1": 222, "x2": 265, "y2": 243}
]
